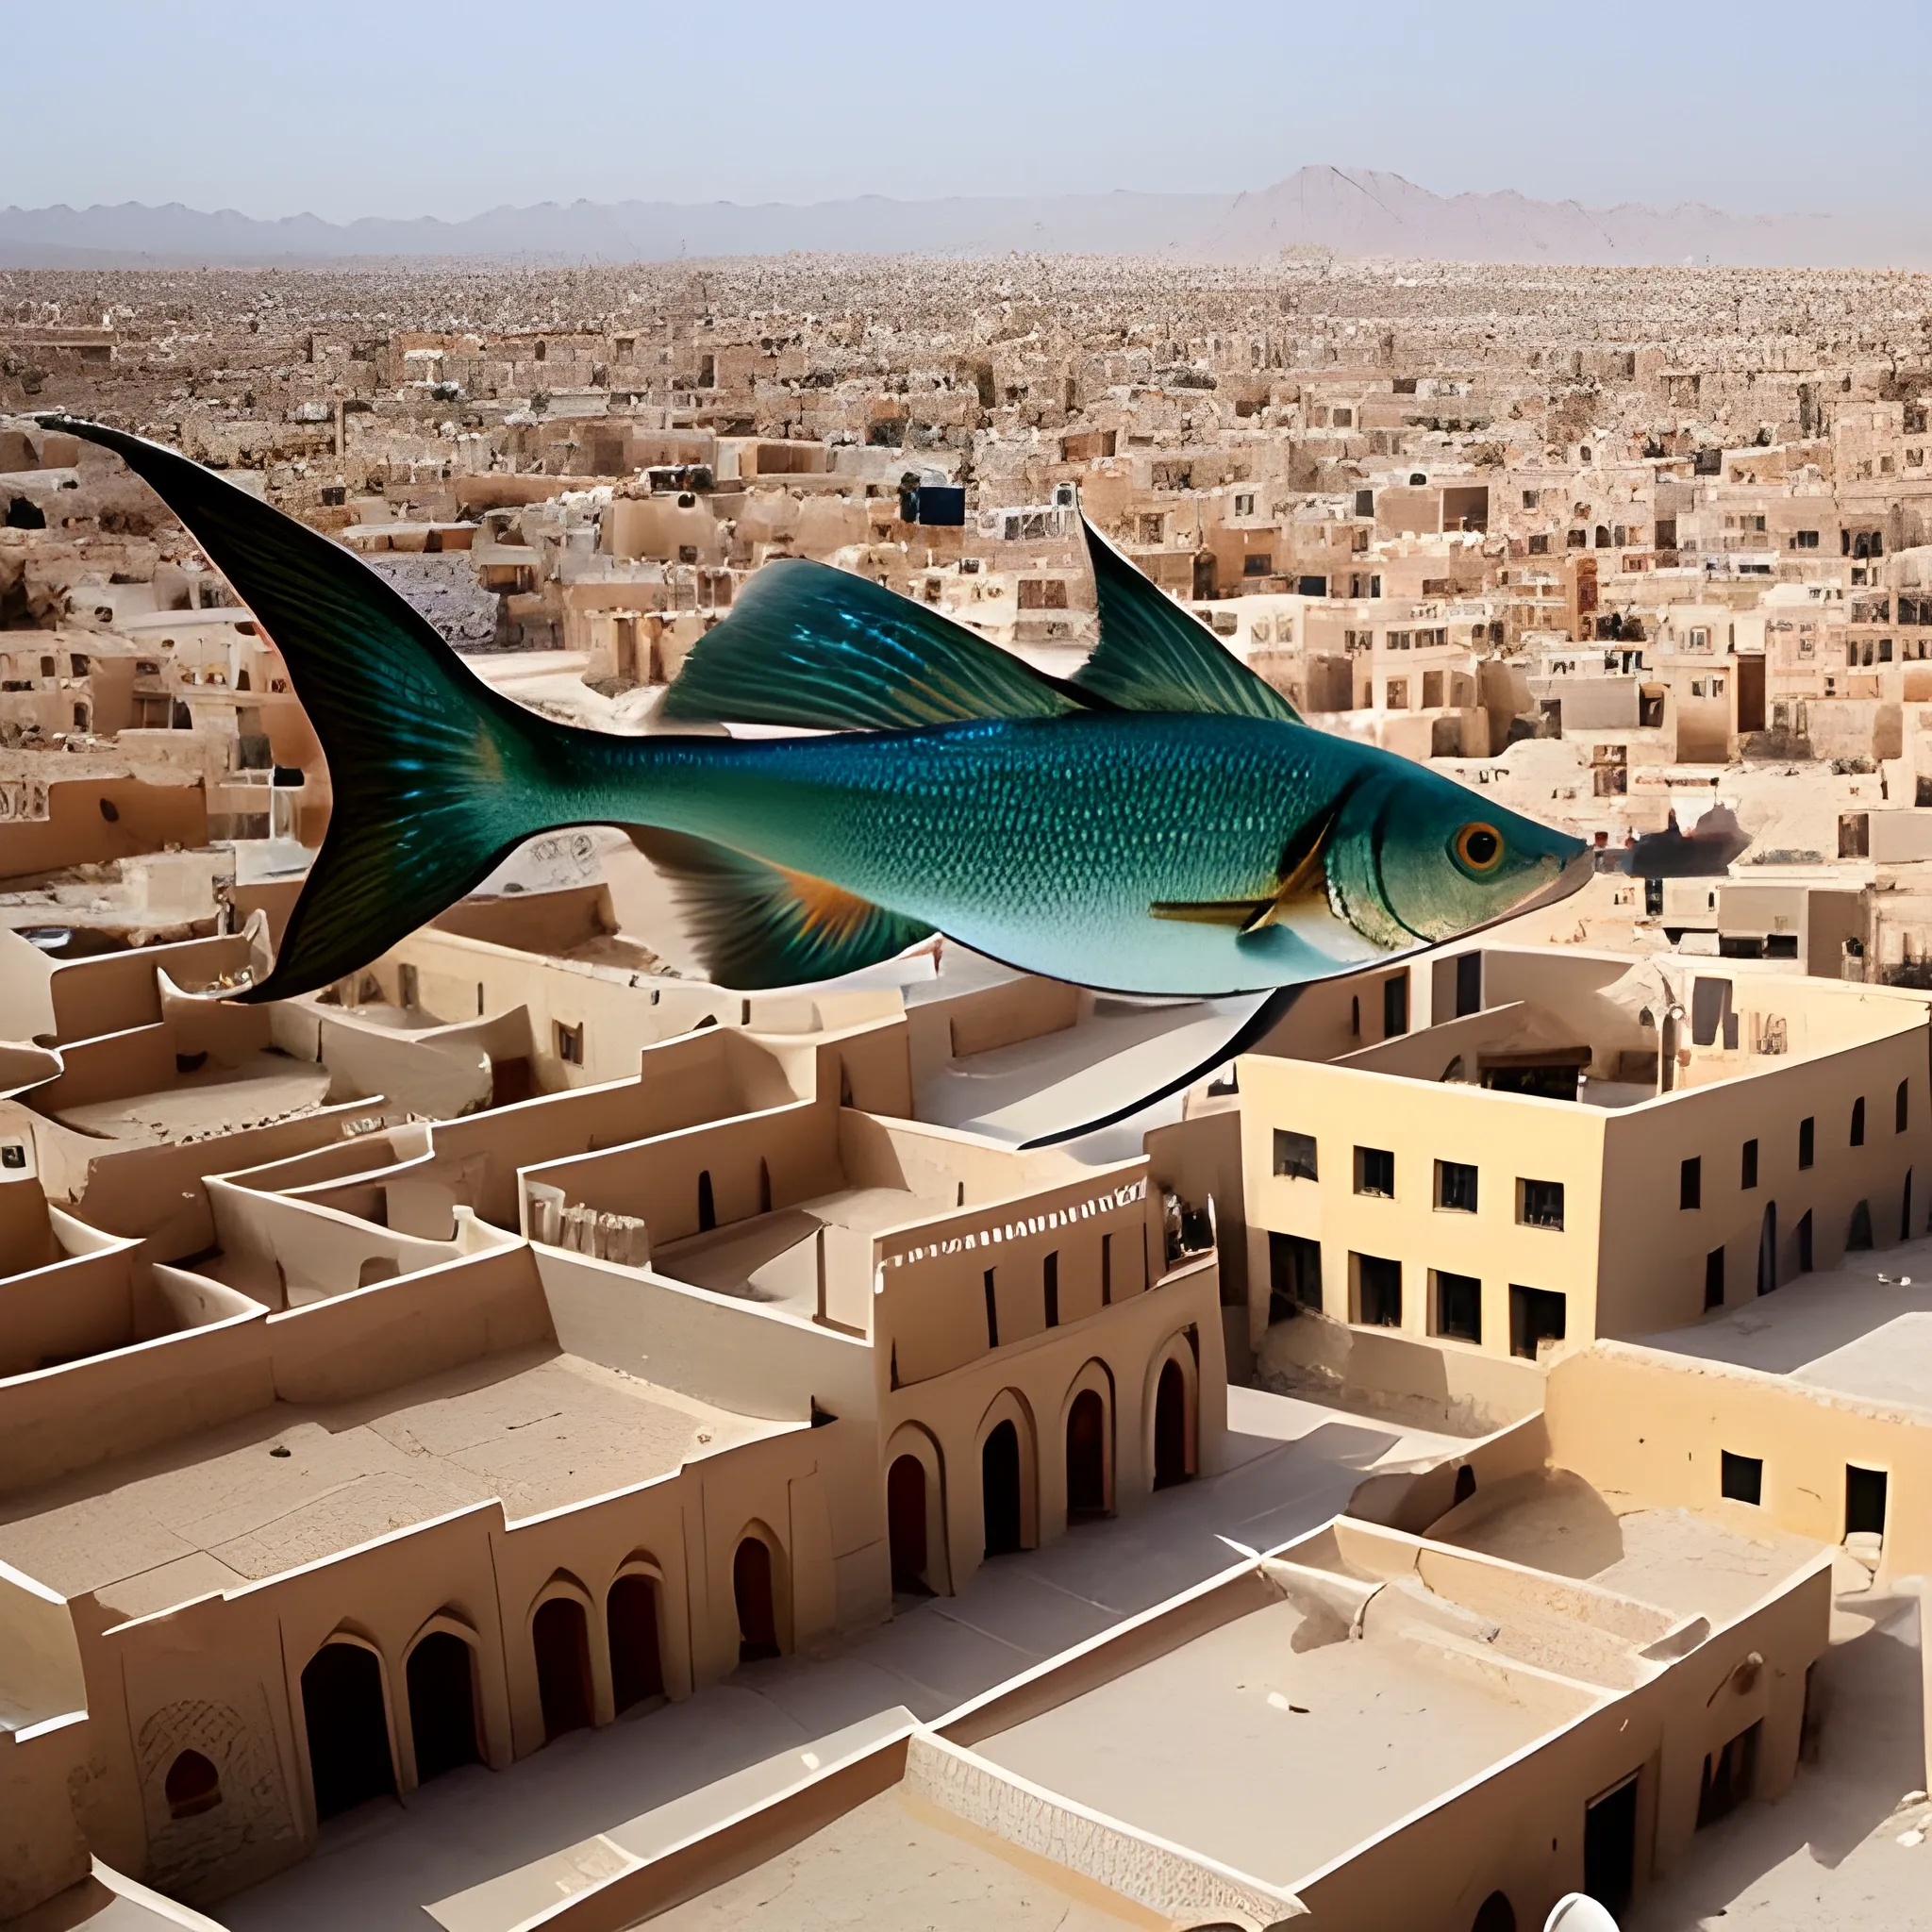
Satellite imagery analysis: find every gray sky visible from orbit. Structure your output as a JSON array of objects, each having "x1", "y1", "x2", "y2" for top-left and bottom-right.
[{"x1": 7, "y1": 0, "x2": 1927, "y2": 225}]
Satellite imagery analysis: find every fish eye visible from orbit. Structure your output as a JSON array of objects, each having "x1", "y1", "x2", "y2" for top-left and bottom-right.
[{"x1": 1454, "y1": 823, "x2": 1505, "y2": 874}]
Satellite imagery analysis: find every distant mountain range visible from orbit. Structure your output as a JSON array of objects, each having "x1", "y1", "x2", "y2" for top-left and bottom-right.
[{"x1": 0, "y1": 169, "x2": 1908, "y2": 269}]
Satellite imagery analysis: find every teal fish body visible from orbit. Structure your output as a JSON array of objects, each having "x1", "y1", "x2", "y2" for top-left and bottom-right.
[
  {"x1": 554, "y1": 711, "x2": 1579, "y2": 997},
  {"x1": 41, "y1": 419, "x2": 1591, "y2": 1012}
]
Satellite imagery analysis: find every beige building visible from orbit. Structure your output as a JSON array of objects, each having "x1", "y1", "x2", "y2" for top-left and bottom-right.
[{"x1": 1240, "y1": 945, "x2": 1932, "y2": 1427}]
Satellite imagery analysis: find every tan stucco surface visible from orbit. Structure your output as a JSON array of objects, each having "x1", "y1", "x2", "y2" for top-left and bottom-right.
[
  {"x1": 1439, "y1": 1471, "x2": 1822, "y2": 1621},
  {"x1": 642, "y1": 1787, "x2": 1153, "y2": 1930},
  {"x1": 0, "y1": 1348, "x2": 770, "y2": 1618},
  {"x1": 971, "y1": 1596, "x2": 1571, "y2": 1889}
]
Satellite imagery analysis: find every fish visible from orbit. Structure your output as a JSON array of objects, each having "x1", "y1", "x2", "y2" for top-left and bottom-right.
[{"x1": 43, "y1": 419, "x2": 1591, "y2": 1138}]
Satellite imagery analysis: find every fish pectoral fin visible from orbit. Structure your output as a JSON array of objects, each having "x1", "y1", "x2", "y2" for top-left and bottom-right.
[
  {"x1": 628, "y1": 828, "x2": 935, "y2": 991},
  {"x1": 1149, "y1": 897, "x2": 1274, "y2": 927},
  {"x1": 1239, "y1": 798, "x2": 1342, "y2": 935}
]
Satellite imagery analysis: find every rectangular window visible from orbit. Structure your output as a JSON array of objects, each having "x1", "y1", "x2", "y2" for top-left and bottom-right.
[
  {"x1": 1741, "y1": 1139, "x2": 1758, "y2": 1189},
  {"x1": 1519, "y1": 1178, "x2": 1565, "y2": 1229},
  {"x1": 1356, "y1": 1146, "x2": 1395, "y2": 1198},
  {"x1": 1845, "y1": 1464, "x2": 1888, "y2": 1537},
  {"x1": 1851, "y1": 1097, "x2": 1866, "y2": 1147},
  {"x1": 1437, "y1": 1160, "x2": 1479, "y2": 1212},
  {"x1": 1455, "y1": 951, "x2": 1482, "y2": 1018},
  {"x1": 1527, "y1": 532, "x2": 1551, "y2": 555},
  {"x1": 556, "y1": 1021, "x2": 585, "y2": 1065},
  {"x1": 1354, "y1": 1253, "x2": 1402, "y2": 1326},
  {"x1": 1383, "y1": 973, "x2": 1408, "y2": 1037},
  {"x1": 1269, "y1": 1231, "x2": 1323, "y2": 1320},
  {"x1": 398, "y1": 963, "x2": 419, "y2": 1009},
  {"x1": 984, "y1": 1269, "x2": 999, "y2": 1349},
  {"x1": 1043, "y1": 1251, "x2": 1059, "y2": 1328},
  {"x1": 1798, "y1": 1116, "x2": 1815, "y2": 1170},
  {"x1": 1898, "y1": 1080, "x2": 1910, "y2": 1133},
  {"x1": 1508, "y1": 1284, "x2": 1566, "y2": 1360},
  {"x1": 1704, "y1": 1246, "x2": 1725, "y2": 1311},
  {"x1": 1433, "y1": 1270, "x2": 1482, "y2": 1342},
  {"x1": 1100, "y1": 1231, "x2": 1112, "y2": 1306},
  {"x1": 1273, "y1": 1129, "x2": 1318, "y2": 1180},
  {"x1": 1720, "y1": 1450, "x2": 1763, "y2": 1505},
  {"x1": 1234, "y1": 492, "x2": 1256, "y2": 516},
  {"x1": 1681, "y1": 1157, "x2": 1702, "y2": 1210}
]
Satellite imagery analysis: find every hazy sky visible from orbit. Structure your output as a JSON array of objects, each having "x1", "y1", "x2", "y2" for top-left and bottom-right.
[{"x1": 7, "y1": 0, "x2": 1928, "y2": 225}]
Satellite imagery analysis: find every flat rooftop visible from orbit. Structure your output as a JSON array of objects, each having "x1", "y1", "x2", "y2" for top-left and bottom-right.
[
  {"x1": 1638, "y1": 1227, "x2": 1932, "y2": 1413},
  {"x1": 968, "y1": 1591, "x2": 1583, "y2": 1890},
  {"x1": 45, "y1": 1051, "x2": 332, "y2": 1144},
  {"x1": 0, "y1": 1348, "x2": 781, "y2": 1623},
  {"x1": 1436, "y1": 1470, "x2": 1823, "y2": 1624},
  {"x1": 641, "y1": 1785, "x2": 1148, "y2": 1931}
]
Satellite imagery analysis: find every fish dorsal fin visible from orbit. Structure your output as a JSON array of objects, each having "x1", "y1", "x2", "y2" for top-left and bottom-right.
[
  {"x1": 661, "y1": 558, "x2": 1087, "y2": 731},
  {"x1": 1074, "y1": 515, "x2": 1303, "y2": 724},
  {"x1": 628, "y1": 828, "x2": 936, "y2": 991}
]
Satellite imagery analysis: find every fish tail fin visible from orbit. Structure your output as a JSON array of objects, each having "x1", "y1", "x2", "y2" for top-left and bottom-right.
[{"x1": 45, "y1": 419, "x2": 580, "y2": 1000}]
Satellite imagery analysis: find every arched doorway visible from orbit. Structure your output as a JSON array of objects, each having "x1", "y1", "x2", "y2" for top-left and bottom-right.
[
  {"x1": 532, "y1": 1597, "x2": 593, "y2": 1740},
  {"x1": 887, "y1": 1455, "x2": 929, "y2": 1594},
  {"x1": 1153, "y1": 1359, "x2": 1190, "y2": 1490},
  {"x1": 1065, "y1": 1390, "x2": 1107, "y2": 1521},
  {"x1": 734, "y1": 1537, "x2": 780, "y2": 1662},
  {"x1": 406, "y1": 1631, "x2": 479, "y2": 1784},
  {"x1": 301, "y1": 1641, "x2": 394, "y2": 1821},
  {"x1": 982, "y1": 1421, "x2": 1024, "y2": 1557},
  {"x1": 607, "y1": 1574, "x2": 664, "y2": 1712},
  {"x1": 1757, "y1": 1201, "x2": 1777, "y2": 1295}
]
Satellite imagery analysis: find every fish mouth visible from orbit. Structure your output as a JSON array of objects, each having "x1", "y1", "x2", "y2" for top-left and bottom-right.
[{"x1": 1507, "y1": 845, "x2": 1597, "y2": 923}]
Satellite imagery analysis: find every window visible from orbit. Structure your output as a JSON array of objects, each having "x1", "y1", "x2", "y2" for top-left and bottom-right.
[
  {"x1": 1795, "y1": 529, "x2": 1820, "y2": 549},
  {"x1": 398, "y1": 964, "x2": 419, "y2": 1009},
  {"x1": 1522, "y1": 489, "x2": 1541, "y2": 509},
  {"x1": 1705, "y1": 1246, "x2": 1725, "y2": 1311},
  {"x1": 1383, "y1": 974, "x2": 1408, "y2": 1037},
  {"x1": 1241, "y1": 553, "x2": 1272, "y2": 577},
  {"x1": 1519, "y1": 1178, "x2": 1565, "y2": 1229},
  {"x1": 555, "y1": 1021, "x2": 584, "y2": 1065},
  {"x1": 1433, "y1": 1270, "x2": 1482, "y2": 1343},
  {"x1": 1798, "y1": 1208, "x2": 1814, "y2": 1272},
  {"x1": 1527, "y1": 533, "x2": 1551, "y2": 556},
  {"x1": 1269, "y1": 1232, "x2": 1323, "y2": 1319},
  {"x1": 1845, "y1": 1464, "x2": 1889, "y2": 1538},
  {"x1": 1720, "y1": 1450, "x2": 1763, "y2": 1505},
  {"x1": 1354, "y1": 1253, "x2": 1402, "y2": 1326},
  {"x1": 1741, "y1": 1139, "x2": 1758, "y2": 1189},
  {"x1": 1355, "y1": 1146, "x2": 1394, "y2": 1197},
  {"x1": 1508, "y1": 1284, "x2": 1566, "y2": 1359},
  {"x1": 983, "y1": 1269, "x2": 999, "y2": 1349},
  {"x1": 1681, "y1": 1157, "x2": 1702, "y2": 1210},
  {"x1": 1354, "y1": 489, "x2": 1374, "y2": 517},
  {"x1": 1798, "y1": 1116, "x2": 1815, "y2": 1170},
  {"x1": 1851, "y1": 1097, "x2": 1866, "y2": 1147},
  {"x1": 1273, "y1": 1129, "x2": 1318, "y2": 1180},
  {"x1": 1437, "y1": 1160, "x2": 1478, "y2": 1213},
  {"x1": 165, "y1": 1749, "x2": 222, "y2": 1820},
  {"x1": 1899, "y1": 1080, "x2": 1910, "y2": 1133}
]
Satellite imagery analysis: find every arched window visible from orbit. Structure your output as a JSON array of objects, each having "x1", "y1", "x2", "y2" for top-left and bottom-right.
[
  {"x1": 1154, "y1": 1359, "x2": 1190, "y2": 1490},
  {"x1": 1472, "y1": 1891, "x2": 1517, "y2": 1932},
  {"x1": 1065, "y1": 1390, "x2": 1107, "y2": 1520},
  {"x1": 532, "y1": 1597, "x2": 593, "y2": 1740},
  {"x1": 406, "y1": 1631, "x2": 479, "y2": 1783},
  {"x1": 301, "y1": 1641, "x2": 395, "y2": 1821},
  {"x1": 607, "y1": 1574, "x2": 665, "y2": 1711},
  {"x1": 733, "y1": 1537, "x2": 780, "y2": 1661},
  {"x1": 165, "y1": 1748, "x2": 222, "y2": 1820},
  {"x1": 1851, "y1": 1097, "x2": 1866, "y2": 1146},
  {"x1": 697, "y1": 1169, "x2": 716, "y2": 1232},
  {"x1": 888, "y1": 1455, "x2": 930, "y2": 1593},
  {"x1": 982, "y1": 1421, "x2": 1024, "y2": 1557}
]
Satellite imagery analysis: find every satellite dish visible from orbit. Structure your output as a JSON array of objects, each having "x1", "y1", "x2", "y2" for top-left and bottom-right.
[{"x1": 1546, "y1": 1895, "x2": 1619, "y2": 1932}]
